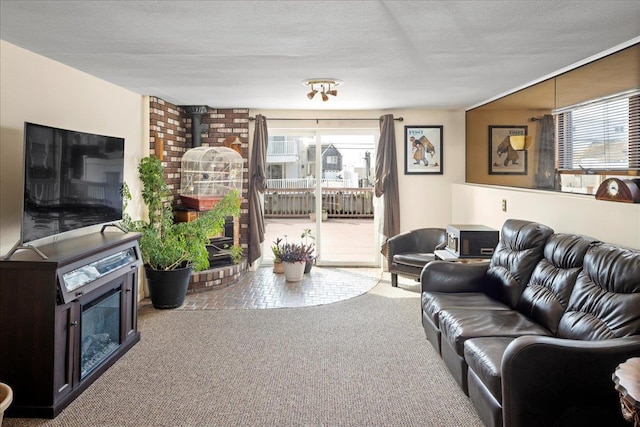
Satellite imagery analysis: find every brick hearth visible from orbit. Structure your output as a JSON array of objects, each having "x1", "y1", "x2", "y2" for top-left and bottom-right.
[{"x1": 187, "y1": 260, "x2": 248, "y2": 294}]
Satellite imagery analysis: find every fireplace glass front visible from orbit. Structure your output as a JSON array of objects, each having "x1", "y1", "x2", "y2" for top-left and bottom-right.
[{"x1": 80, "y1": 288, "x2": 121, "y2": 379}]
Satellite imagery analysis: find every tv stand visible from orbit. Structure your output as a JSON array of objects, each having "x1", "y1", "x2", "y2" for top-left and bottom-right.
[
  {"x1": 0, "y1": 232, "x2": 142, "y2": 418},
  {"x1": 3, "y1": 223, "x2": 129, "y2": 261}
]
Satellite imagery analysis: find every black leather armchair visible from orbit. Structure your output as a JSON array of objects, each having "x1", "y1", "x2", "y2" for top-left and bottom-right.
[{"x1": 386, "y1": 228, "x2": 446, "y2": 287}]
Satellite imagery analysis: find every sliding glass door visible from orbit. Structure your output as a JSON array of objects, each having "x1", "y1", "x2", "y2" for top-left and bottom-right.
[
  {"x1": 312, "y1": 131, "x2": 379, "y2": 265},
  {"x1": 262, "y1": 129, "x2": 380, "y2": 267}
]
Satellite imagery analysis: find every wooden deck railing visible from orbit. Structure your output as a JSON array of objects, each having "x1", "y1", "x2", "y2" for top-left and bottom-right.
[
  {"x1": 264, "y1": 187, "x2": 374, "y2": 218},
  {"x1": 266, "y1": 178, "x2": 356, "y2": 189}
]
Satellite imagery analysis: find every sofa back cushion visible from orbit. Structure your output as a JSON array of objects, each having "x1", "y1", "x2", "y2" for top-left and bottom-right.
[
  {"x1": 517, "y1": 234, "x2": 595, "y2": 334},
  {"x1": 558, "y1": 243, "x2": 640, "y2": 340},
  {"x1": 486, "y1": 219, "x2": 554, "y2": 308}
]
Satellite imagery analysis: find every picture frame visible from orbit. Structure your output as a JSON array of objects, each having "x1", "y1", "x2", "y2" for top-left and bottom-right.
[
  {"x1": 404, "y1": 125, "x2": 443, "y2": 175},
  {"x1": 488, "y1": 125, "x2": 528, "y2": 175}
]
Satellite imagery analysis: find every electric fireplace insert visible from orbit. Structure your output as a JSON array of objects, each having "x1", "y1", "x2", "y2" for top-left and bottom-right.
[{"x1": 0, "y1": 232, "x2": 142, "y2": 418}]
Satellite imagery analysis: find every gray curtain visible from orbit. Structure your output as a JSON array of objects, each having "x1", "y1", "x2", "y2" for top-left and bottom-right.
[
  {"x1": 535, "y1": 114, "x2": 556, "y2": 189},
  {"x1": 374, "y1": 114, "x2": 400, "y2": 255},
  {"x1": 248, "y1": 115, "x2": 268, "y2": 265}
]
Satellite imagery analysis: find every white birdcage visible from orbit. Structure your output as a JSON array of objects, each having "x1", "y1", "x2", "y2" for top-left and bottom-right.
[{"x1": 179, "y1": 146, "x2": 243, "y2": 210}]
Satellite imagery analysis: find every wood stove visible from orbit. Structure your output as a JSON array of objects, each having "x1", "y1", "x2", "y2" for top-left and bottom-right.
[{"x1": 206, "y1": 216, "x2": 236, "y2": 267}]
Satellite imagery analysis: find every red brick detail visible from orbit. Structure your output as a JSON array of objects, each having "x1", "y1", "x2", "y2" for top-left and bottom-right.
[{"x1": 187, "y1": 261, "x2": 248, "y2": 293}]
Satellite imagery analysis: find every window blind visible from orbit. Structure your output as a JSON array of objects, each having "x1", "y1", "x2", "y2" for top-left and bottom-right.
[{"x1": 556, "y1": 89, "x2": 640, "y2": 172}]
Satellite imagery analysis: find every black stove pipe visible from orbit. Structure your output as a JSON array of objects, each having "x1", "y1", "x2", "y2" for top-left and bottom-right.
[{"x1": 183, "y1": 105, "x2": 209, "y2": 147}]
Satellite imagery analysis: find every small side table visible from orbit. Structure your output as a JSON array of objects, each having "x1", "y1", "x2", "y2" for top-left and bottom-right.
[
  {"x1": 434, "y1": 249, "x2": 491, "y2": 263},
  {"x1": 613, "y1": 358, "x2": 640, "y2": 426}
]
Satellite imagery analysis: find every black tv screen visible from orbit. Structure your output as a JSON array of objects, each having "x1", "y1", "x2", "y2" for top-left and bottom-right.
[{"x1": 22, "y1": 122, "x2": 125, "y2": 244}]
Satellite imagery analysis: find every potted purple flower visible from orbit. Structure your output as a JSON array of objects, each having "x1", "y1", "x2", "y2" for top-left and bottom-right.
[{"x1": 280, "y1": 242, "x2": 310, "y2": 282}]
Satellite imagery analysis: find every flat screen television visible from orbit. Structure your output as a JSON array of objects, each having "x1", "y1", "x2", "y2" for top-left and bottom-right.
[{"x1": 21, "y1": 122, "x2": 126, "y2": 244}]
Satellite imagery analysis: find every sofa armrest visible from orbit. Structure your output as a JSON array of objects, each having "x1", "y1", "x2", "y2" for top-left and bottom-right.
[
  {"x1": 420, "y1": 261, "x2": 490, "y2": 293},
  {"x1": 502, "y1": 335, "x2": 640, "y2": 427}
]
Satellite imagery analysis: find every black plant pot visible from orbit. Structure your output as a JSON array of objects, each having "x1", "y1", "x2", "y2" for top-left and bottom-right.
[
  {"x1": 144, "y1": 265, "x2": 193, "y2": 309},
  {"x1": 304, "y1": 260, "x2": 313, "y2": 274}
]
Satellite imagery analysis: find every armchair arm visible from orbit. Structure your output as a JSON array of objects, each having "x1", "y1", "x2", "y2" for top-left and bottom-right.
[
  {"x1": 502, "y1": 335, "x2": 640, "y2": 427},
  {"x1": 435, "y1": 240, "x2": 447, "y2": 251},
  {"x1": 420, "y1": 261, "x2": 490, "y2": 293}
]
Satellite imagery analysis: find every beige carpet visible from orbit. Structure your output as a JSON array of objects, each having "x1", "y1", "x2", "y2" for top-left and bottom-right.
[{"x1": 4, "y1": 275, "x2": 483, "y2": 427}]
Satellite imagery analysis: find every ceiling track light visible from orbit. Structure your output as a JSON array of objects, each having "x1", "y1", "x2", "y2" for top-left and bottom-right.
[
  {"x1": 307, "y1": 84, "x2": 318, "y2": 99},
  {"x1": 302, "y1": 79, "x2": 342, "y2": 102},
  {"x1": 321, "y1": 88, "x2": 329, "y2": 102}
]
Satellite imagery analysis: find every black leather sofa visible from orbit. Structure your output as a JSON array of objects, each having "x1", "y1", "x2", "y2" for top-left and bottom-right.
[{"x1": 420, "y1": 219, "x2": 640, "y2": 427}]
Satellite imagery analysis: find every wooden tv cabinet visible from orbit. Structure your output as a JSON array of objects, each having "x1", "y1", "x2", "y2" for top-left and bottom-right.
[{"x1": 0, "y1": 232, "x2": 142, "y2": 418}]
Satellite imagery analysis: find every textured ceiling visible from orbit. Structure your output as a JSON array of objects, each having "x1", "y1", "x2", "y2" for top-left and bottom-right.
[{"x1": 1, "y1": 1, "x2": 639, "y2": 110}]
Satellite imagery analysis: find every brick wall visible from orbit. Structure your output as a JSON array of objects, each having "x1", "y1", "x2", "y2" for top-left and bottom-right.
[
  {"x1": 148, "y1": 97, "x2": 250, "y2": 272},
  {"x1": 149, "y1": 97, "x2": 188, "y2": 203}
]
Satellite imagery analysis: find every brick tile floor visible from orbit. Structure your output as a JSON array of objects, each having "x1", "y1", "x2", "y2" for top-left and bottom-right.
[{"x1": 177, "y1": 266, "x2": 383, "y2": 310}]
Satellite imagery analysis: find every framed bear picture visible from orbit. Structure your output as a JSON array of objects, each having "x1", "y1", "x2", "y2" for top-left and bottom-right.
[
  {"x1": 404, "y1": 125, "x2": 443, "y2": 175},
  {"x1": 488, "y1": 125, "x2": 528, "y2": 175}
]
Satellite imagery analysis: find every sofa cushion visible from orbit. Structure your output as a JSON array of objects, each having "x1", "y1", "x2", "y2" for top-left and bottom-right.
[
  {"x1": 464, "y1": 337, "x2": 515, "y2": 404},
  {"x1": 422, "y1": 292, "x2": 510, "y2": 328},
  {"x1": 558, "y1": 243, "x2": 640, "y2": 340},
  {"x1": 486, "y1": 220, "x2": 554, "y2": 308},
  {"x1": 393, "y1": 252, "x2": 435, "y2": 268},
  {"x1": 439, "y1": 308, "x2": 552, "y2": 355},
  {"x1": 517, "y1": 234, "x2": 596, "y2": 334}
]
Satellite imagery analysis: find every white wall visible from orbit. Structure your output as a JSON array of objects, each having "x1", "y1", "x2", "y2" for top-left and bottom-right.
[
  {"x1": 452, "y1": 183, "x2": 640, "y2": 249},
  {"x1": 249, "y1": 109, "x2": 466, "y2": 233},
  {"x1": 248, "y1": 109, "x2": 639, "y2": 250},
  {"x1": 0, "y1": 40, "x2": 147, "y2": 255}
]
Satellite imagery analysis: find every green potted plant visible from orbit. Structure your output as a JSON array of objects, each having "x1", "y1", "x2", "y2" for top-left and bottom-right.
[
  {"x1": 271, "y1": 237, "x2": 285, "y2": 273},
  {"x1": 224, "y1": 243, "x2": 244, "y2": 264},
  {"x1": 122, "y1": 156, "x2": 240, "y2": 309},
  {"x1": 300, "y1": 228, "x2": 316, "y2": 273}
]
